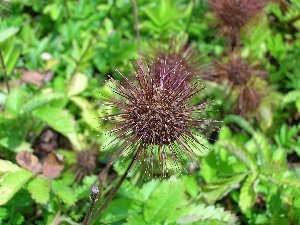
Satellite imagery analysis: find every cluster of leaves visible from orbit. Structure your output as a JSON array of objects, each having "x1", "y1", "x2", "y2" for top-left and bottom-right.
[{"x1": 0, "y1": 0, "x2": 299, "y2": 225}]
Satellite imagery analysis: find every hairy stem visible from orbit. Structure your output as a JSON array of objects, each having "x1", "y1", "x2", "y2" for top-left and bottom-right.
[
  {"x1": 83, "y1": 186, "x2": 100, "y2": 225},
  {"x1": 88, "y1": 150, "x2": 140, "y2": 225},
  {"x1": 0, "y1": 50, "x2": 10, "y2": 94}
]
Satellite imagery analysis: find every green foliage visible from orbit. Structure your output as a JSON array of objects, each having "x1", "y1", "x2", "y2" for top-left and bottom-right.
[
  {"x1": 0, "y1": 0, "x2": 299, "y2": 224},
  {"x1": 0, "y1": 163, "x2": 33, "y2": 205},
  {"x1": 98, "y1": 179, "x2": 237, "y2": 225},
  {"x1": 27, "y1": 177, "x2": 51, "y2": 204}
]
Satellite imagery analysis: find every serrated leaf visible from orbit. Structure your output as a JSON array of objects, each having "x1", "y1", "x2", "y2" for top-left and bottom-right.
[
  {"x1": 117, "y1": 180, "x2": 143, "y2": 201},
  {"x1": 126, "y1": 214, "x2": 148, "y2": 225},
  {"x1": 140, "y1": 180, "x2": 160, "y2": 201},
  {"x1": 67, "y1": 73, "x2": 88, "y2": 97},
  {"x1": 0, "y1": 27, "x2": 19, "y2": 42},
  {"x1": 224, "y1": 115, "x2": 255, "y2": 134},
  {"x1": 100, "y1": 198, "x2": 142, "y2": 224},
  {"x1": 192, "y1": 220, "x2": 228, "y2": 225},
  {"x1": 175, "y1": 204, "x2": 237, "y2": 225},
  {"x1": 52, "y1": 180, "x2": 76, "y2": 206},
  {"x1": 22, "y1": 92, "x2": 64, "y2": 114},
  {"x1": 201, "y1": 174, "x2": 247, "y2": 204},
  {"x1": 253, "y1": 132, "x2": 272, "y2": 164},
  {"x1": 27, "y1": 177, "x2": 50, "y2": 204},
  {"x1": 0, "y1": 160, "x2": 21, "y2": 173},
  {"x1": 32, "y1": 107, "x2": 76, "y2": 136},
  {"x1": 0, "y1": 169, "x2": 33, "y2": 205},
  {"x1": 239, "y1": 173, "x2": 258, "y2": 213},
  {"x1": 218, "y1": 139, "x2": 258, "y2": 171},
  {"x1": 143, "y1": 180, "x2": 186, "y2": 224},
  {"x1": 273, "y1": 171, "x2": 300, "y2": 188}
]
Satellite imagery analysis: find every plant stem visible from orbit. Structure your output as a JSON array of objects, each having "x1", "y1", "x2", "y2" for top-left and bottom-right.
[
  {"x1": 88, "y1": 150, "x2": 140, "y2": 225},
  {"x1": 0, "y1": 50, "x2": 10, "y2": 94},
  {"x1": 133, "y1": 0, "x2": 140, "y2": 53},
  {"x1": 83, "y1": 186, "x2": 99, "y2": 225}
]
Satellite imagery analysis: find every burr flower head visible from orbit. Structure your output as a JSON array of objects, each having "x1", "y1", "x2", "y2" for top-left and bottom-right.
[
  {"x1": 76, "y1": 150, "x2": 97, "y2": 181},
  {"x1": 210, "y1": 0, "x2": 266, "y2": 44},
  {"x1": 101, "y1": 60, "x2": 219, "y2": 178},
  {"x1": 146, "y1": 37, "x2": 203, "y2": 85},
  {"x1": 217, "y1": 55, "x2": 252, "y2": 86},
  {"x1": 235, "y1": 86, "x2": 262, "y2": 116}
]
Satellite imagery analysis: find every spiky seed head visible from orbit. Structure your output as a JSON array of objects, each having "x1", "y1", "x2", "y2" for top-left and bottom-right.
[
  {"x1": 76, "y1": 150, "x2": 97, "y2": 181},
  {"x1": 208, "y1": 54, "x2": 261, "y2": 87},
  {"x1": 219, "y1": 55, "x2": 252, "y2": 86},
  {"x1": 235, "y1": 86, "x2": 262, "y2": 116},
  {"x1": 145, "y1": 37, "x2": 203, "y2": 85},
  {"x1": 210, "y1": 0, "x2": 266, "y2": 44},
  {"x1": 101, "y1": 60, "x2": 219, "y2": 178}
]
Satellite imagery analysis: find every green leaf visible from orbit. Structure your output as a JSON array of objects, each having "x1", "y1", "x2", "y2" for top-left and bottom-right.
[
  {"x1": 296, "y1": 98, "x2": 300, "y2": 112},
  {"x1": 52, "y1": 180, "x2": 76, "y2": 206},
  {"x1": 9, "y1": 212, "x2": 24, "y2": 225},
  {"x1": 100, "y1": 198, "x2": 142, "y2": 224},
  {"x1": 0, "y1": 207, "x2": 9, "y2": 220},
  {"x1": 0, "y1": 169, "x2": 33, "y2": 205},
  {"x1": 139, "y1": 180, "x2": 160, "y2": 201},
  {"x1": 218, "y1": 139, "x2": 258, "y2": 171},
  {"x1": 239, "y1": 173, "x2": 258, "y2": 213},
  {"x1": 282, "y1": 90, "x2": 300, "y2": 105},
  {"x1": 27, "y1": 177, "x2": 51, "y2": 204},
  {"x1": 0, "y1": 160, "x2": 21, "y2": 173},
  {"x1": 126, "y1": 214, "x2": 148, "y2": 225},
  {"x1": 259, "y1": 106, "x2": 273, "y2": 131},
  {"x1": 72, "y1": 39, "x2": 81, "y2": 62},
  {"x1": 201, "y1": 151, "x2": 218, "y2": 183},
  {"x1": 201, "y1": 174, "x2": 247, "y2": 204},
  {"x1": 174, "y1": 204, "x2": 237, "y2": 225},
  {"x1": 0, "y1": 27, "x2": 19, "y2": 42},
  {"x1": 268, "y1": 191, "x2": 281, "y2": 214},
  {"x1": 191, "y1": 220, "x2": 228, "y2": 225},
  {"x1": 67, "y1": 73, "x2": 88, "y2": 97},
  {"x1": 117, "y1": 180, "x2": 143, "y2": 201},
  {"x1": 43, "y1": 3, "x2": 61, "y2": 20},
  {"x1": 70, "y1": 96, "x2": 101, "y2": 131},
  {"x1": 32, "y1": 107, "x2": 76, "y2": 136},
  {"x1": 22, "y1": 92, "x2": 64, "y2": 114},
  {"x1": 5, "y1": 88, "x2": 26, "y2": 117},
  {"x1": 218, "y1": 126, "x2": 232, "y2": 140},
  {"x1": 224, "y1": 115, "x2": 255, "y2": 134},
  {"x1": 253, "y1": 132, "x2": 272, "y2": 164},
  {"x1": 273, "y1": 171, "x2": 300, "y2": 188},
  {"x1": 4, "y1": 38, "x2": 21, "y2": 75},
  {"x1": 143, "y1": 180, "x2": 186, "y2": 224},
  {"x1": 182, "y1": 175, "x2": 198, "y2": 198}
]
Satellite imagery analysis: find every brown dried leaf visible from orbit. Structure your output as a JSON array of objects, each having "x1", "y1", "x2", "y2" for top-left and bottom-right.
[
  {"x1": 42, "y1": 152, "x2": 64, "y2": 179},
  {"x1": 21, "y1": 70, "x2": 50, "y2": 87},
  {"x1": 15, "y1": 151, "x2": 42, "y2": 174}
]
